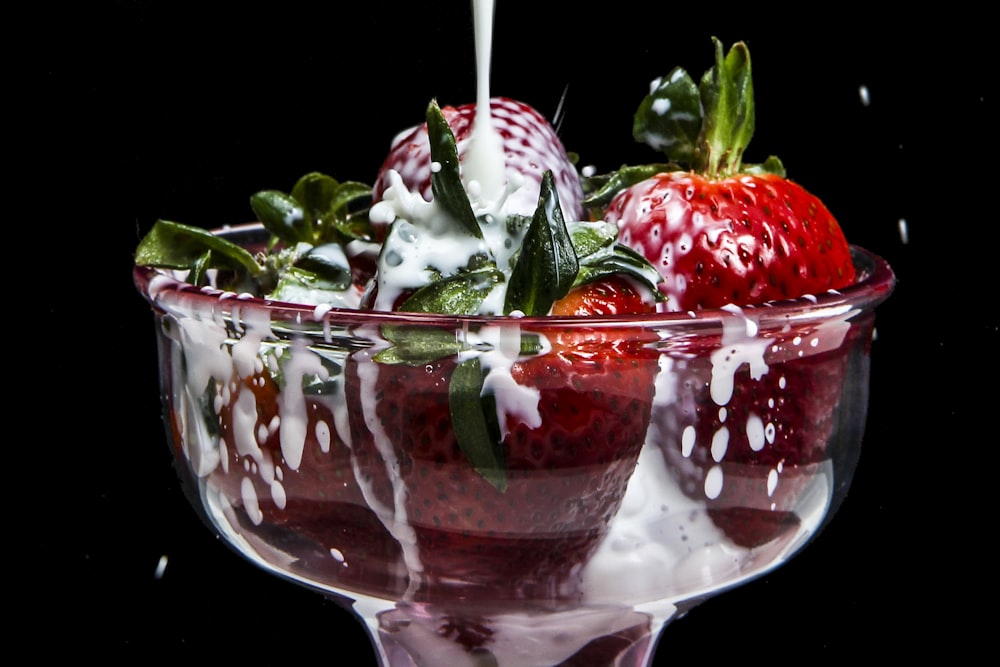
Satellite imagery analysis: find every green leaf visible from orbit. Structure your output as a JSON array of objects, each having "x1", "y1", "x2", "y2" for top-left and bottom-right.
[
  {"x1": 581, "y1": 163, "x2": 674, "y2": 210},
  {"x1": 568, "y1": 220, "x2": 617, "y2": 258},
  {"x1": 252, "y1": 174, "x2": 375, "y2": 248},
  {"x1": 251, "y1": 190, "x2": 311, "y2": 244},
  {"x1": 135, "y1": 219, "x2": 261, "y2": 276},
  {"x1": 698, "y1": 37, "x2": 754, "y2": 176},
  {"x1": 290, "y1": 172, "x2": 339, "y2": 221},
  {"x1": 743, "y1": 155, "x2": 786, "y2": 178},
  {"x1": 504, "y1": 171, "x2": 578, "y2": 316},
  {"x1": 374, "y1": 325, "x2": 479, "y2": 365},
  {"x1": 426, "y1": 99, "x2": 483, "y2": 239},
  {"x1": 290, "y1": 172, "x2": 374, "y2": 243},
  {"x1": 633, "y1": 66, "x2": 703, "y2": 165},
  {"x1": 449, "y1": 357, "x2": 506, "y2": 491},
  {"x1": 268, "y1": 265, "x2": 350, "y2": 301},
  {"x1": 293, "y1": 242, "x2": 353, "y2": 290},
  {"x1": 400, "y1": 265, "x2": 505, "y2": 315},
  {"x1": 575, "y1": 241, "x2": 666, "y2": 302}
]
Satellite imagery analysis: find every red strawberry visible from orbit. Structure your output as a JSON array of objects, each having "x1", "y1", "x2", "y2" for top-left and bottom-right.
[
  {"x1": 345, "y1": 283, "x2": 660, "y2": 600},
  {"x1": 372, "y1": 96, "x2": 585, "y2": 221},
  {"x1": 586, "y1": 39, "x2": 860, "y2": 547},
  {"x1": 587, "y1": 39, "x2": 855, "y2": 313},
  {"x1": 604, "y1": 171, "x2": 854, "y2": 311},
  {"x1": 343, "y1": 102, "x2": 664, "y2": 598}
]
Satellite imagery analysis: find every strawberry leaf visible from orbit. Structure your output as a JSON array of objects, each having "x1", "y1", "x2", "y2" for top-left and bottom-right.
[
  {"x1": 400, "y1": 265, "x2": 505, "y2": 314},
  {"x1": 698, "y1": 37, "x2": 754, "y2": 176},
  {"x1": 581, "y1": 163, "x2": 674, "y2": 210},
  {"x1": 374, "y1": 325, "x2": 479, "y2": 364},
  {"x1": 575, "y1": 243, "x2": 665, "y2": 300},
  {"x1": 504, "y1": 171, "x2": 578, "y2": 316},
  {"x1": 633, "y1": 66, "x2": 703, "y2": 165},
  {"x1": 742, "y1": 154, "x2": 786, "y2": 178},
  {"x1": 292, "y1": 242, "x2": 354, "y2": 291},
  {"x1": 251, "y1": 189, "x2": 313, "y2": 245},
  {"x1": 449, "y1": 357, "x2": 506, "y2": 491},
  {"x1": 289, "y1": 172, "x2": 374, "y2": 243},
  {"x1": 567, "y1": 220, "x2": 618, "y2": 257},
  {"x1": 426, "y1": 99, "x2": 483, "y2": 240},
  {"x1": 134, "y1": 219, "x2": 262, "y2": 285},
  {"x1": 252, "y1": 172, "x2": 374, "y2": 247},
  {"x1": 269, "y1": 264, "x2": 350, "y2": 299}
]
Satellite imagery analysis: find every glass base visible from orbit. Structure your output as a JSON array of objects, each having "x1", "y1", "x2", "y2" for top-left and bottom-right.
[{"x1": 349, "y1": 594, "x2": 678, "y2": 667}]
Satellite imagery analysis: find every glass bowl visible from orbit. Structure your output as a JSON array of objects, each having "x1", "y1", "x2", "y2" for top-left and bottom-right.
[{"x1": 134, "y1": 222, "x2": 894, "y2": 666}]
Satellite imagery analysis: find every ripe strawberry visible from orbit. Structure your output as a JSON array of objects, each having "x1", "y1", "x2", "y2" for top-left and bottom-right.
[
  {"x1": 604, "y1": 171, "x2": 854, "y2": 311},
  {"x1": 372, "y1": 96, "x2": 585, "y2": 221},
  {"x1": 344, "y1": 100, "x2": 663, "y2": 598},
  {"x1": 345, "y1": 291, "x2": 660, "y2": 599},
  {"x1": 587, "y1": 39, "x2": 855, "y2": 313},
  {"x1": 586, "y1": 38, "x2": 861, "y2": 548}
]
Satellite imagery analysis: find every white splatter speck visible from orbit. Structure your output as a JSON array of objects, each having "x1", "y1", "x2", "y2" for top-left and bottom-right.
[
  {"x1": 154, "y1": 555, "x2": 168, "y2": 579},
  {"x1": 747, "y1": 414, "x2": 765, "y2": 452},
  {"x1": 316, "y1": 420, "x2": 331, "y2": 453},
  {"x1": 330, "y1": 548, "x2": 345, "y2": 563},
  {"x1": 711, "y1": 427, "x2": 729, "y2": 463},
  {"x1": 681, "y1": 425, "x2": 696, "y2": 457},
  {"x1": 271, "y1": 479, "x2": 287, "y2": 510},
  {"x1": 767, "y1": 468, "x2": 779, "y2": 497},
  {"x1": 898, "y1": 218, "x2": 909, "y2": 244},
  {"x1": 705, "y1": 465, "x2": 724, "y2": 499},
  {"x1": 652, "y1": 98, "x2": 672, "y2": 115},
  {"x1": 241, "y1": 476, "x2": 263, "y2": 525},
  {"x1": 859, "y1": 85, "x2": 870, "y2": 106}
]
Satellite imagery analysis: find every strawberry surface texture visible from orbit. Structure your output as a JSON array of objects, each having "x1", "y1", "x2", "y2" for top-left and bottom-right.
[{"x1": 373, "y1": 96, "x2": 584, "y2": 221}]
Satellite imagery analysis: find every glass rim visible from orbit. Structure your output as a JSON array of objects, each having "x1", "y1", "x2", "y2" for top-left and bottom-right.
[{"x1": 133, "y1": 222, "x2": 896, "y2": 332}]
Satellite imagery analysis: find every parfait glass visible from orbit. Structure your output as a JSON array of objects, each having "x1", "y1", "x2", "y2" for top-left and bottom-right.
[{"x1": 134, "y1": 222, "x2": 894, "y2": 666}]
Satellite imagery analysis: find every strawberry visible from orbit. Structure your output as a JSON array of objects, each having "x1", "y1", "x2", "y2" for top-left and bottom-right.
[
  {"x1": 343, "y1": 100, "x2": 663, "y2": 599},
  {"x1": 586, "y1": 39, "x2": 855, "y2": 313},
  {"x1": 584, "y1": 39, "x2": 861, "y2": 548},
  {"x1": 372, "y1": 96, "x2": 585, "y2": 222},
  {"x1": 344, "y1": 295, "x2": 660, "y2": 599}
]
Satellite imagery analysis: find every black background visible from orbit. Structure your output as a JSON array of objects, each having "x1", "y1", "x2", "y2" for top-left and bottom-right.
[{"x1": 30, "y1": 1, "x2": 991, "y2": 661}]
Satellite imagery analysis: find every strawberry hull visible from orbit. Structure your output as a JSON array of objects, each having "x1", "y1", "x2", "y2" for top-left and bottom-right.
[{"x1": 345, "y1": 326, "x2": 660, "y2": 601}]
